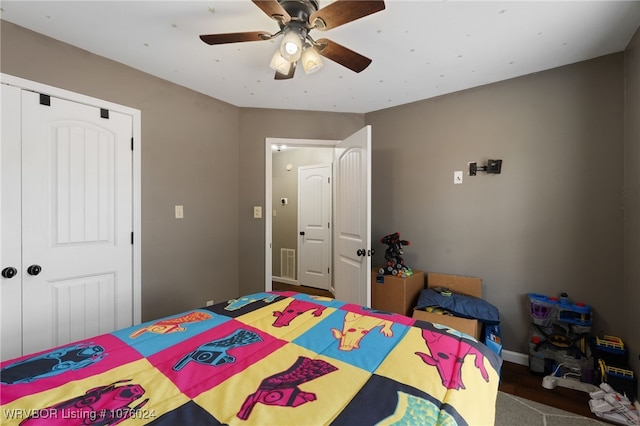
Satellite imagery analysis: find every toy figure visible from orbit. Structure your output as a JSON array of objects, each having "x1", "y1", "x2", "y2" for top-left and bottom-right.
[{"x1": 380, "y1": 232, "x2": 413, "y2": 277}]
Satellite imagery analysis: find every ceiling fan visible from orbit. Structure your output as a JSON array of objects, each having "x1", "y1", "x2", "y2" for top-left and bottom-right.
[{"x1": 199, "y1": 0, "x2": 386, "y2": 79}]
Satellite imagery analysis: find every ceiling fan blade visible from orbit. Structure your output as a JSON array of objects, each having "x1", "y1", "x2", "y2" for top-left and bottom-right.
[
  {"x1": 252, "y1": 0, "x2": 291, "y2": 24},
  {"x1": 275, "y1": 62, "x2": 296, "y2": 80},
  {"x1": 315, "y1": 38, "x2": 372, "y2": 73},
  {"x1": 199, "y1": 31, "x2": 271, "y2": 45},
  {"x1": 310, "y1": 0, "x2": 385, "y2": 30}
]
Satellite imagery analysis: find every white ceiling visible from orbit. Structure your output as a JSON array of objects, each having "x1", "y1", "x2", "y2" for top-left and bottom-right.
[{"x1": 2, "y1": 1, "x2": 639, "y2": 113}]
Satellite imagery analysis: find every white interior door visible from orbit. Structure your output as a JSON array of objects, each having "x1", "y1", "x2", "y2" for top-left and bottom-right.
[
  {"x1": 1, "y1": 84, "x2": 24, "y2": 360},
  {"x1": 298, "y1": 164, "x2": 332, "y2": 290},
  {"x1": 333, "y1": 126, "x2": 372, "y2": 306},
  {"x1": 20, "y1": 91, "x2": 134, "y2": 355}
]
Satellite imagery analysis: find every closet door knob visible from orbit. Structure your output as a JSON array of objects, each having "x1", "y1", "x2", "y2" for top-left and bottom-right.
[
  {"x1": 1, "y1": 267, "x2": 18, "y2": 279},
  {"x1": 27, "y1": 265, "x2": 42, "y2": 276}
]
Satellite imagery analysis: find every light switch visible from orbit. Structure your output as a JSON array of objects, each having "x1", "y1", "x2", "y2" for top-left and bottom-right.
[
  {"x1": 253, "y1": 206, "x2": 262, "y2": 219},
  {"x1": 175, "y1": 205, "x2": 184, "y2": 218},
  {"x1": 454, "y1": 171, "x2": 463, "y2": 184}
]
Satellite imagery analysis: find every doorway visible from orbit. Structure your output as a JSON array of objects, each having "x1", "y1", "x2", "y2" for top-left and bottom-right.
[
  {"x1": 264, "y1": 126, "x2": 372, "y2": 307},
  {"x1": 266, "y1": 139, "x2": 338, "y2": 294}
]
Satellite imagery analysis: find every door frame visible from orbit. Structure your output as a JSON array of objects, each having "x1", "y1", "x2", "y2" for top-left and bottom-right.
[
  {"x1": 1, "y1": 73, "x2": 142, "y2": 325},
  {"x1": 265, "y1": 137, "x2": 338, "y2": 292}
]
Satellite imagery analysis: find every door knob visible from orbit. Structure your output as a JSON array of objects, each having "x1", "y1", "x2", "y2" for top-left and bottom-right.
[
  {"x1": 356, "y1": 249, "x2": 366, "y2": 257},
  {"x1": 1, "y1": 267, "x2": 18, "y2": 279},
  {"x1": 27, "y1": 265, "x2": 42, "y2": 276}
]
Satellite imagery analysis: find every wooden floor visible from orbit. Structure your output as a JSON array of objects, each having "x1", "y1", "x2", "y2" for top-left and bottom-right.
[
  {"x1": 271, "y1": 282, "x2": 599, "y2": 421},
  {"x1": 499, "y1": 361, "x2": 599, "y2": 420},
  {"x1": 272, "y1": 282, "x2": 334, "y2": 298}
]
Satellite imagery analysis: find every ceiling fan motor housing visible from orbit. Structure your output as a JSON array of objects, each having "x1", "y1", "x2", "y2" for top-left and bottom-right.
[{"x1": 278, "y1": 0, "x2": 319, "y2": 29}]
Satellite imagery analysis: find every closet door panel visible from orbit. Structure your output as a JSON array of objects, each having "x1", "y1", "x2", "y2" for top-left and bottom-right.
[
  {"x1": 20, "y1": 91, "x2": 134, "y2": 355},
  {"x1": 0, "y1": 83, "x2": 24, "y2": 361}
]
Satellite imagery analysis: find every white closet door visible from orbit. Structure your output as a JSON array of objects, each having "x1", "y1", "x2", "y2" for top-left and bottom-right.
[
  {"x1": 0, "y1": 84, "x2": 24, "y2": 360},
  {"x1": 21, "y1": 91, "x2": 134, "y2": 354}
]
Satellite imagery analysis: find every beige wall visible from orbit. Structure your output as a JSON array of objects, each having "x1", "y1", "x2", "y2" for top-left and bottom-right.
[
  {"x1": 1, "y1": 21, "x2": 241, "y2": 321},
  {"x1": 366, "y1": 54, "x2": 625, "y2": 355},
  {"x1": 624, "y1": 27, "x2": 640, "y2": 398}
]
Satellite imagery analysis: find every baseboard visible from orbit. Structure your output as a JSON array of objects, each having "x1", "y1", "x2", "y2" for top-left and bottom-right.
[{"x1": 502, "y1": 350, "x2": 528, "y2": 366}]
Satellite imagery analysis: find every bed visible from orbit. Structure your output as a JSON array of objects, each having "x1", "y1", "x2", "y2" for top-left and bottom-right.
[{"x1": 1, "y1": 291, "x2": 502, "y2": 425}]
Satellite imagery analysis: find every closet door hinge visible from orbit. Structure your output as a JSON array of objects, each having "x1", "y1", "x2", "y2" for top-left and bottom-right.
[
  {"x1": 100, "y1": 108, "x2": 109, "y2": 119},
  {"x1": 131, "y1": 137, "x2": 134, "y2": 151},
  {"x1": 39, "y1": 94, "x2": 51, "y2": 106},
  {"x1": 131, "y1": 232, "x2": 134, "y2": 245}
]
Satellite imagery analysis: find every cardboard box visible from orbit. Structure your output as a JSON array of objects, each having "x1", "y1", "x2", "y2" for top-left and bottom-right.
[
  {"x1": 412, "y1": 272, "x2": 483, "y2": 339},
  {"x1": 371, "y1": 269, "x2": 424, "y2": 316}
]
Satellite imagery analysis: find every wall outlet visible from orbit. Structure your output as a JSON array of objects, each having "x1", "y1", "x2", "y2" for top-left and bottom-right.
[{"x1": 206, "y1": 300, "x2": 214, "y2": 306}]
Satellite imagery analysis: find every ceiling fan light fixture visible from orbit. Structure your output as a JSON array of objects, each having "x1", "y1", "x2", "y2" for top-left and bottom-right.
[
  {"x1": 270, "y1": 51, "x2": 292, "y2": 75},
  {"x1": 280, "y1": 28, "x2": 304, "y2": 62},
  {"x1": 301, "y1": 44, "x2": 323, "y2": 74}
]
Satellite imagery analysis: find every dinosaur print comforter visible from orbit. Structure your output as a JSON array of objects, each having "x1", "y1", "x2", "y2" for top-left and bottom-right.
[{"x1": 0, "y1": 291, "x2": 502, "y2": 425}]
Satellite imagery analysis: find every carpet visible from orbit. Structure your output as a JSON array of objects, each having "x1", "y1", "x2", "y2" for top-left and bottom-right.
[{"x1": 495, "y1": 391, "x2": 606, "y2": 426}]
